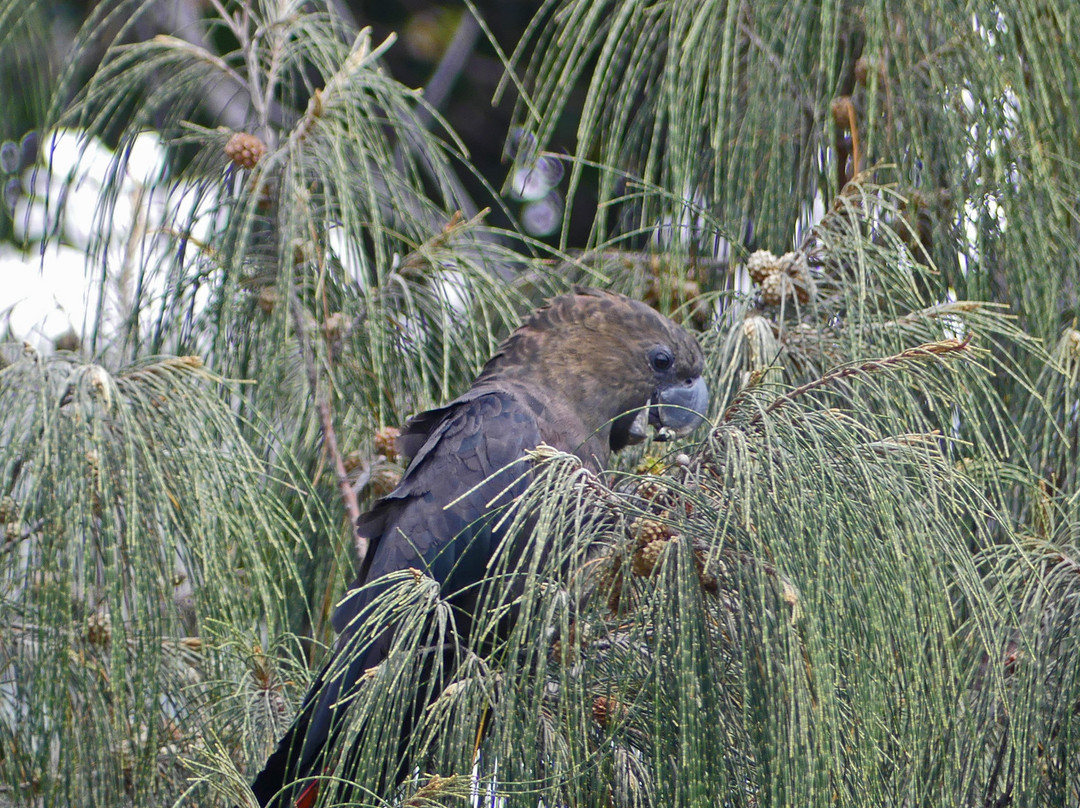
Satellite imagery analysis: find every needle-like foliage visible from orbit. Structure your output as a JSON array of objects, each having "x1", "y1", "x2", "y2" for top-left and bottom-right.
[
  {"x1": 0, "y1": 349, "x2": 324, "y2": 804},
  {"x1": 1, "y1": 0, "x2": 1078, "y2": 805}
]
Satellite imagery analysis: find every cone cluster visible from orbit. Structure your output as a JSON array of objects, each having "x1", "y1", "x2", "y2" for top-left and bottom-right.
[
  {"x1": 370, "y1": 425, "x2": 404, "y2": 495},
  {"x1": 591, "y1": 695, "x2": 628, "y2": 727},
  {"x1": 374, "y1": 426, "x2": 402, "y2": 461},
  {"x1": 746, "y1": 249, "x2": 813, "y2": 305},
  {"x1": 225, "y1": 132, "x2": 267, "y2": 169},
  {"x1": 629, "y1": 516, "x2": 675, "y2": 577},
  {"x1": 1066, "y1": 328, "x2": 1080, "y2": 358},
  {"x1": 84, "y1": 610, "x2": 111, "y2": 647}
]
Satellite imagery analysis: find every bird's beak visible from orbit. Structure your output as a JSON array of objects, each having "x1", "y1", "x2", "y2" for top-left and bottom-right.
[{"x1": 649, "y1": 376, "x2": 709, "y2": 440}]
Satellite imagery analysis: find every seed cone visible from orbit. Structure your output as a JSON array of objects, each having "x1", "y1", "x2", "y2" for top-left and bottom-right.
[
  {"x1": 374, "y1": 426, "x2": 402, "y2": 461},
  {"x1": 746, "y1": 249, "x2": 780, "y2": 284},
  {"x1": 631, "y1": 537, "x2": 670, "y2": 577},
  {"x1": 225, "y1": 132, "x2": 267, "y2": 169},
  {"x1": 592, "y1": 695, "x2": 628, "y2": 727},
  {"x1": 630, "y1": 516, "x2": 674, "y2": 546}
]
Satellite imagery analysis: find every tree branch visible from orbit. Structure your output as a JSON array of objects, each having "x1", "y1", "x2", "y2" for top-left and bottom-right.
[
  {"x1": 289, "y1": 295, "x2": 367, "y2": 564},
  {"x1": 748, "y1": 336, "x2": 973, "y2": 425}
]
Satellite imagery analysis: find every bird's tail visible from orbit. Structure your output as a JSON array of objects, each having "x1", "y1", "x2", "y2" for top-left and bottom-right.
[
  {"x1": 248, "y1": 697, "x2": 320, "y2": 807},
  {"x1": 248, "y1": 623, "x2": 458, "y2": 806}
]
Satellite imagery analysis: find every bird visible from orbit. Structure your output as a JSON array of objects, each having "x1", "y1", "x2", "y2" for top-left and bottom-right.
[{"x1": 249, "y1": 287, "x2": 709, "y2": 807}]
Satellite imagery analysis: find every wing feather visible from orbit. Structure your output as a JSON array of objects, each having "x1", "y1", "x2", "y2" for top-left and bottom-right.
[{"x1": 252, "y1": 391, "x2": 541, "y2": 806}]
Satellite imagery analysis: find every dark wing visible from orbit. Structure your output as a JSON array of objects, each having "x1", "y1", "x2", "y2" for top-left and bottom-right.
[
  {"x1": 334, "y1": 387, "x2": 541, "y2": 633},
  {"x1": 251, "y1": 390, "x2": 541, "y2": 806}
]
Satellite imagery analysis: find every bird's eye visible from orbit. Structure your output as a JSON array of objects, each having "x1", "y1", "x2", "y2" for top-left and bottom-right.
[{"x1": 649, "y1": 347, "x2": 674, "y2": 372}]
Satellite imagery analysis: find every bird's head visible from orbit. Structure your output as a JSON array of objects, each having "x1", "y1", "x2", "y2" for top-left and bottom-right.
[{"x1": 479, "y1": 287, "x2": 709, "y2": 461}]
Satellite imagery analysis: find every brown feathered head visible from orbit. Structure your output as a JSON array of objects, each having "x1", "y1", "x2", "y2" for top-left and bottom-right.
[{"x1": 477, "y1": 287, "x2": 709, "y2": 462}]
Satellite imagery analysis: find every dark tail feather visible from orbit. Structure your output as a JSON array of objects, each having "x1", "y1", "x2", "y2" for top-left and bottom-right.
[
  {"x1": 249, "y1": 702, "x2": 318, "y2": 807},
  {"x1": 248, "y1": 590, "x2": 477, "y2": 806},
  {"x1": 249, "y1": 634, "x2": 392, "y2": 807},
  {"x1": 249, "y1": 640, "x2": 461, "y2": 806}
]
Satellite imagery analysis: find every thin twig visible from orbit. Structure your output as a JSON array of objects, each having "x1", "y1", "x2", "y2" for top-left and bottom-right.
[
  {"x1": 286, "y1": 29, "x2": 398, "y2": 148},
  {"x1": 289, "y1": 295, "x2": 366, "y2": 563},
  {"x1": 137, "y1": 0, "x2": 265, "y2": 131},
  {"x1": 749, "y1": 336, "x2": 973, "y2": 425},
  {"x1": 720, "y1": 366, "x2": 770, "y2": 424}
]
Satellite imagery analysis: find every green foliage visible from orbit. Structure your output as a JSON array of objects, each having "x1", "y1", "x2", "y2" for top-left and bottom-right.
[
  {"x1": 0, "y1": 350, "x2": 323, "y2": 804},
  {"x1": 514, "y1": 0, "x2": 1080, "y2": 343},
  {"x1": 0, "y1": 0, "x2": 1078, "y2": 806}
]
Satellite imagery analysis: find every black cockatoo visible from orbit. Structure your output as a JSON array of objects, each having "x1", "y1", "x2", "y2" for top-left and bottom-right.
[{"x1": 250, "y1": 287, "x2": 709, "y2": 807}]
